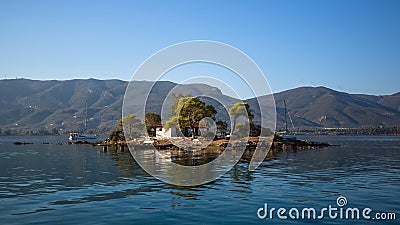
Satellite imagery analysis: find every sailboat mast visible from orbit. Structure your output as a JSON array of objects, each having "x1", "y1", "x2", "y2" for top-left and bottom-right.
[
  {"x1": 84, "y1": 101, "x2": 87, "y2": 131},
  {"x1": 284, "y1": 99, "x2": 288, "y2": 134}
]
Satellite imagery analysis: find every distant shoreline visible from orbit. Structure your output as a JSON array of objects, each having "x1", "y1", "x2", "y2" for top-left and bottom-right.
[
  {"x1": 292, "y1": 126, "x2": 400, "y2": 136},
  {"x1": 1, "y1": 126, "x2": 399, "y2": 137}
]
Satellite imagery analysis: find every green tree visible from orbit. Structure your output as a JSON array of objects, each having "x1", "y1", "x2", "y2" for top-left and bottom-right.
[
  {"x1": 166, "y1": 96, "x2": 217, "y2": 138},
  {"x1": 216, "y1": 120, "x2": 228, "y2": 136},
  {"x1": 116, "y1": 118, "x2": 123, "y2": 132},
  {"x1": 164, "y1": 116, "x2": 180, "y2": 130},
  {"x1": 168, "y1": 93, "x2": 191, "y2": 117},
  {"x1": 122, "y1": 114, "x2": 144, "y2": 138},
  {"x1": 144, "y1": 112, "x2": 161, "y2": 136},
  {"x1": 229, "y1": 102, "x2": 250, "y2": 132},
  {"x1": 235, "y1": 122, "x2": 249, "y2": 138},
  {"x1": 109, "y1": 130, "x2": 124, "y2": 143},
  {"x1": 229, "y1": 102, "x2": 258, "y2": 136},
  {"x1": 181, "y1": 97, "x2": 217, "y2": 138},
  {"x1": 110, "y1": 114, "x2": 144, "y2": 143},
  {"x1": 110, "y1": 118, "x2": 125, "y2": 143}
]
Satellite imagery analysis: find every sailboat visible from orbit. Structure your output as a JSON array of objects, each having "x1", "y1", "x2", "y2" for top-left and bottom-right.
[
  {"x1": 280, "y1": 99, "x2": 297, "y2": 140},
  {"x1": 68, "y1": 101, "x2": 97, "y2": 141}
]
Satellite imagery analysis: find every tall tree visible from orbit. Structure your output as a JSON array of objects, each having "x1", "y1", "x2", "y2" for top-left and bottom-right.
[
  {"x1": 181, "y1": 97, "x2": 217, "y2": 138},
  {"x1": 216, "y1": 120, "x2": 228, "y2": 136},
  {"x1": 110, "y1": 118, "x2": 125, "y2": 143},
  {"x1": 229, "y1": 102, "x2": 253, "y2": 132},
  {"x1": 122, "y1": 114, "x2": 144, "y2": 138},
  {"x1": 166, "y1": 96, "x2": 217, "y2": 138},
  {"x1": 144, "y1": 112, "x2": 161, "y2": 136},
  {"x1": 168, "y1": 93, "x2": 191, "y2": 117}
]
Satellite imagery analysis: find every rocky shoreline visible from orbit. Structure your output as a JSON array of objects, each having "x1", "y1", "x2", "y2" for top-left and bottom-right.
[{"x1": 89, "y1": 135, "x2": 331, "y2": 162}]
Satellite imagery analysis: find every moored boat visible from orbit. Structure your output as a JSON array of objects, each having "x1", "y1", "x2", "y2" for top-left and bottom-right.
[{"x1": 68, "y1": 132, "x2": 97, "y2": 141}]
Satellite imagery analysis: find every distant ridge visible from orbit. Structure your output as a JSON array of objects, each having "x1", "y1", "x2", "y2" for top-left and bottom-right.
[
  {"x1": 269, "y1": 86, "x2": 400, "y2": 129},
  {"x1": 0, "y1": 79, "x2": 399, "y2": 134}
]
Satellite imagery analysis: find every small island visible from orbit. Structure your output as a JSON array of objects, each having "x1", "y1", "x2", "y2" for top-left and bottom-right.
[{"x1": 89, "y1": 95, "x2": 330, "y2": 163}]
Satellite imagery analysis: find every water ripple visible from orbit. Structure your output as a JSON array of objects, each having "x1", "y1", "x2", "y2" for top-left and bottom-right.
[{"x1": 0, "y1": 135, "x2": 399, "y2": 224}]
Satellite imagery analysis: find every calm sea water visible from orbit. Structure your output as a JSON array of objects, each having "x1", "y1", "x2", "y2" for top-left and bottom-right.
[{"x1": 0, "y1": 135, "x2": 399, "y2": 224}]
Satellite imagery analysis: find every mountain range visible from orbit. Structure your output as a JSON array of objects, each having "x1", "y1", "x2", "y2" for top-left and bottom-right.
[{"x1": 0, "y1": 79, "x2": 399, "y2": 134}]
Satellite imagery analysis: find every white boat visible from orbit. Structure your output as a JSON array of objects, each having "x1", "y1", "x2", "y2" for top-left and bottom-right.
[
  {"x1": 68, "y1": 132, "x2": 97, "y2": 141},
  {"x1": 68, "y1": 101, "x2": 97, "y2": 141}
]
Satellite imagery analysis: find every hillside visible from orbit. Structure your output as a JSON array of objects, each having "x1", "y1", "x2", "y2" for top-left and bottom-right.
[
  {"x1": 0, "y1": 79, "x2": 236, "y2": 134},
  {"x1": 0, "y1": 79, "x2": 399, "y2": 135},
  {"x1": 270, "y1": 87, "x2": 400, "y2": 129}
]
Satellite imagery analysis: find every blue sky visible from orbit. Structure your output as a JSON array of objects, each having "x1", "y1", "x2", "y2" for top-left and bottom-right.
[{"x1": 0, "y1": 0, "x2": 399, "y2": 96}]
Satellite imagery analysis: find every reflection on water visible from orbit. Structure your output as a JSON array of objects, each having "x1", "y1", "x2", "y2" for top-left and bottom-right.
[{"x1": 0, "y1": 135, "x2": 399, "y2": 224}]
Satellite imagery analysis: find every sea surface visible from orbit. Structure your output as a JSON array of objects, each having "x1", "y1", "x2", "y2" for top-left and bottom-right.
[{"x1": 0, "y1": 135, "x2": 398, "y2": 224}]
